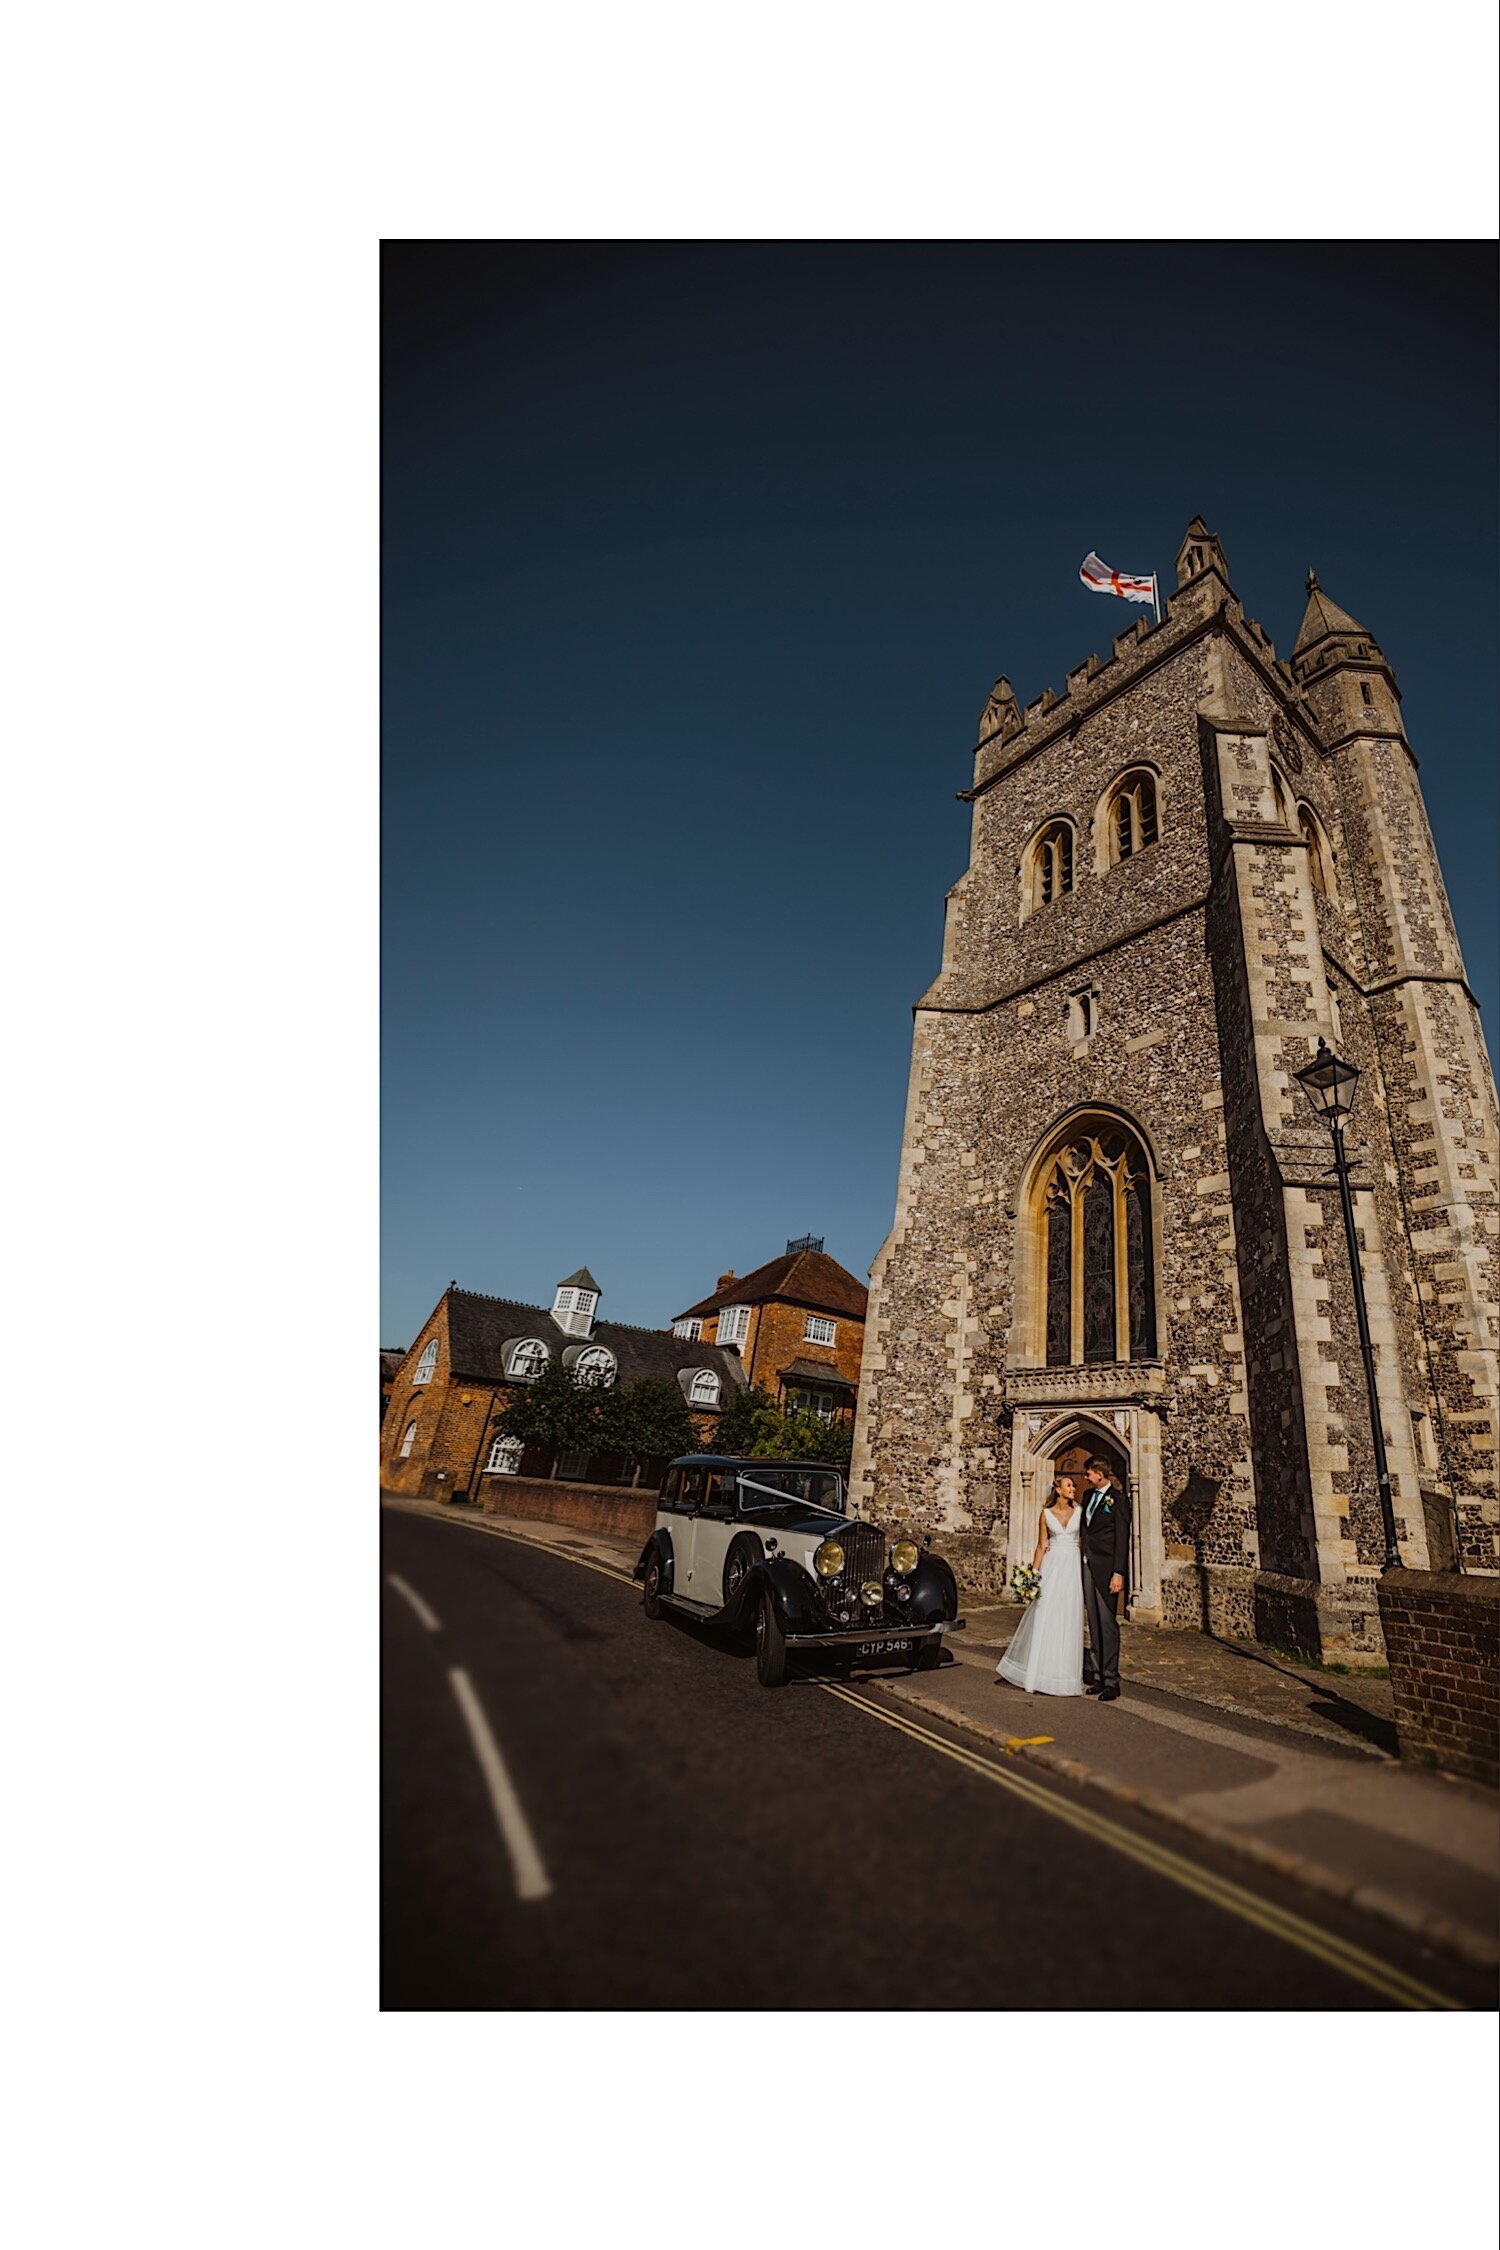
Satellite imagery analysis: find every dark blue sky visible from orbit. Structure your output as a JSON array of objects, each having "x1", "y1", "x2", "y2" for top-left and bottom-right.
[{"x1": 382, "y1": 242, "x2": 1497, "y2": 1349}]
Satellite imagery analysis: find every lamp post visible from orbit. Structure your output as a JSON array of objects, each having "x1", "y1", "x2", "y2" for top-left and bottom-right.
[{"x1": 1293, "y1": 1038, "x2": 1403, "y2": 1573}]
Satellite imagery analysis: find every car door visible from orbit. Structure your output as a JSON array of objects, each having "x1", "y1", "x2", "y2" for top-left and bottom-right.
[
  {"x1": 680, "y1": 1468, "x2": 737, "y2": 1606},
  {"x1": 668, "y1": 1464, "x2": 707, "y2": 1596}
]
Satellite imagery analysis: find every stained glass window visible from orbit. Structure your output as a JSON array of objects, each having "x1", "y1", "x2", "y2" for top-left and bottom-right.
[
  {"x1": 1035, "y1": 1122, "x2": 1156, "y2": 1366},
  {"x1": 1045, "y1": 1191, "x2": 1072, "y2": 1366}
]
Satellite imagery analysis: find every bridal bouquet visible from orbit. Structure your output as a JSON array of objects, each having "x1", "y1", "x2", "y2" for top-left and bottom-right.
[{"x1": 1011, "y1": 1563, "x2": 1042, "y2": 1605}]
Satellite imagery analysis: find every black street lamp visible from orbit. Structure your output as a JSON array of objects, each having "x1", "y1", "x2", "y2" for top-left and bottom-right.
[{"x1": 1293, "y1": 1037, "x2": 1403, "y2": 1572}]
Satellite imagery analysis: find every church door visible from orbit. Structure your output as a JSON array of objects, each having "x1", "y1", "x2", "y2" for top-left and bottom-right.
[{"x1": 1052, "y1": 1434, "x2": 1131, "y2": 1614}]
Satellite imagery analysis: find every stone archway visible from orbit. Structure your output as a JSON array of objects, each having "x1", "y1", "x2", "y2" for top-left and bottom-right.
[{"x1": 1006, "y1": 1404, "x2": 1163, "y2": 1621}]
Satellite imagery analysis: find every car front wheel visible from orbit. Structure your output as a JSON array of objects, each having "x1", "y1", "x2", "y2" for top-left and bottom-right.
[
  {"x1": 643, "y1": 1551, "x2": 665, "y2": 1620},
  {"x1": 755, "y1": 1588, "x2": 788, "y2": 1688}
]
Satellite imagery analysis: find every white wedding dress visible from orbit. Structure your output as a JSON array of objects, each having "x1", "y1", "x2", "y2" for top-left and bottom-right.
[{"x1": 996, "y1": 1505, "x2": 1085, "y2": 1696}]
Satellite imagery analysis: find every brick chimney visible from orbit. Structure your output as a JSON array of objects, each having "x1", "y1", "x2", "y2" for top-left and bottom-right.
[{"x1": 716, "y1": 1270, "x2": 737, "y2": 1292}]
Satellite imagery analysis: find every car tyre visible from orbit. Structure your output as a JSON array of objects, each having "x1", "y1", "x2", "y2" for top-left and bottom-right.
[
  {"x1": 643, "y1": 1549, "x2": 665, "y2": 1620},
  {"x1": 912, "y1": 1638, "x2": 943, "y2": 1672},
  {"x1": 755, "y1": 1587, "x2": 788, "y2": 1688},
  {"x1": 721, "y1": 1534, "x2": 762, "y2": 1611}
]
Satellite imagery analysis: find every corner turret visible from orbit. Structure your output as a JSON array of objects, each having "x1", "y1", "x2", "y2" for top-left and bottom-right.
[
  {"x1": 1291, "y1": 571, "x2": 1401, "y2": 741},
  {"x1": 1174, "y1": 515, "x2": 1231, "y2": 591}
]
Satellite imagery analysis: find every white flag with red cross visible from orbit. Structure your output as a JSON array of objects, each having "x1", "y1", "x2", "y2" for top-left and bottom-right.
[{"x1": 1079, "y1": 550, "x2": 1157, "y2": 610}]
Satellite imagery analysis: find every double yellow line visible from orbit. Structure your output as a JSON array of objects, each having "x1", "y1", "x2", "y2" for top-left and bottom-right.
[
  {"x1": 819, "y1": 1679, "x2": 1460, "y2": 2012},
  {"x1": 430, "y1": 1512, "x2": 1463, "y2": 2009}
]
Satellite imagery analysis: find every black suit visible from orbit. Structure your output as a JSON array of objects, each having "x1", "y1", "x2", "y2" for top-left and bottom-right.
[{"x1": 1080, "y1": 1480, "x2": 1131, "y2": 1690}]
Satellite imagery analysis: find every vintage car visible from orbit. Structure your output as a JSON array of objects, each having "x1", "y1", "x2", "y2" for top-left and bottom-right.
[{"x1": 633, "y1": 1453, "x2": 963, "y2": 1686}]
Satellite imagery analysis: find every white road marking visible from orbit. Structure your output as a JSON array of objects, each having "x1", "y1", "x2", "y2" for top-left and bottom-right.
[
  {"x1": 387, "y1": 1572, "x2": 442, "y2": 1632},
  {"x1": 447, "y1": 1667, "x2": 553, "y2": 1903}
]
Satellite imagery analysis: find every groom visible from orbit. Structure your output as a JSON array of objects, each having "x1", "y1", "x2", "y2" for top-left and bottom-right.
[{"x1": 1080, "y1": 1457, "x2": 1131, "y2": 1701}]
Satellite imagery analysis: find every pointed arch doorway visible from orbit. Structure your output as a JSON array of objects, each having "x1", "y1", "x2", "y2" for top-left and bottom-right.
[
  {"x1": 1051, "y1": 1431, "x2": 1127, "y2": 1493},
  {"x1": 1005, "y1": 1404, "x2": 1162, "y2": 1621},
  {"x1": 1051, "y1": 1431, "x2": 1131, "y2": 1628}
]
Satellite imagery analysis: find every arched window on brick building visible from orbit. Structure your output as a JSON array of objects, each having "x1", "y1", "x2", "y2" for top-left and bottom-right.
[
  {"x1": 413, "y1": 1337, "x2": 439, "y2": 1384},
  {"x1": 1028, "y1": 1116, "x2": 1158, "y2": 1367},
  {"x1": 399, "y1": 1420, "x2": 418, "y2": 1459}
]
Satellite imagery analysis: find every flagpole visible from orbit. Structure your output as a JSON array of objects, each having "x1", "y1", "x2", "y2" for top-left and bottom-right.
[{"x1": 1152, "y1": 574, "x2": 1160, "y2": 626}]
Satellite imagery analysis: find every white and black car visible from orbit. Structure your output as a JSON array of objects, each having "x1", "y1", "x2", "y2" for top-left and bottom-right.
[{"x1": 634, "y1": 1454, "x2": 964, "y2": 1687}]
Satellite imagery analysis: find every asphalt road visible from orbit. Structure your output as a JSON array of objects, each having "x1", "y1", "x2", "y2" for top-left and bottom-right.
[{"x1": 381, "y1": 1509, "x2": 1482, "y2": 2011}]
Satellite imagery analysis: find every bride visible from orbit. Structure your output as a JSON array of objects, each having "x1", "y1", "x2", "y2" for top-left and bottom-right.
[{"x1": 996, "y1": 1473, "x2": 1084, "y2": 1697}]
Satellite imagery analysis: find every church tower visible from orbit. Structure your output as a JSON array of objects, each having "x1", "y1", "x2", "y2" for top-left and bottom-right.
[{"x1": 850, "y1": 522, "x2": 1498, "y2": 1660}]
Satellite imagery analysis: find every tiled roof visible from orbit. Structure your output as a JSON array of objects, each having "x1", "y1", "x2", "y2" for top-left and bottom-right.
[
  {"x1": 675, "y1": 1247, "x2": 868, "y2": 1323},
  {"x1": 777, "y1": 1357, "x2": 857, "y2": 1391},
  {"x1": 556, "y1": 1266, "x2": 601, "y2": 1292},
  {"x1": 442, "y1": 1288, "x2": 746, "y2": 1390}
]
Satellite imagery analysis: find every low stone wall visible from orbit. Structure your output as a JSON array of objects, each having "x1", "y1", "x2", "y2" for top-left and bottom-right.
[
  {"x1": 1375, "y1": 1569, "x2": 1499, "y2": 1787},
  {"x1": 476, "y1": 1475, "x2": 657, "y2": 1545}
]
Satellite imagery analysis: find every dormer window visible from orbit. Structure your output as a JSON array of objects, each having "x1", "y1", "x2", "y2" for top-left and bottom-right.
[
  {"x1": 506, "y1": 1339, "x2": 550, "y2": 1381},
  {"x1": 717, "y1": 1305, "x2": 751, "y2": 1350},
  {"x1": 413, "y1": 1338, "x2": 439, "y2": 1385},
  {"x1": 688, "y1": 1370, "x2": 721, "y2": 1407},
  {"x1": 673, "y1": 1317, "x2": 703, "y2": 1340},
  {"x1": 572, "y1": 1346, "x2": 616, "y2": 1388}
]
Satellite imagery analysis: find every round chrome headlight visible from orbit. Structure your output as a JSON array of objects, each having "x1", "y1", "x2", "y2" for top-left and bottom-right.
[
  {"x1": 814, "y1": 1539, "x2": 845, "y2": 1580},
  {"x1": 860, "y1": 1580, "x2": 884, "y2": 1608},
  {"x1": 891, "y1": 1539, "x2": 920, "y2": 1576}
]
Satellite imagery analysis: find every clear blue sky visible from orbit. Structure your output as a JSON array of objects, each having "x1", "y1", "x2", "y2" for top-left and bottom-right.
[{"x1": 382, "y1": 242, "x2": 1497, "y2": 1349}]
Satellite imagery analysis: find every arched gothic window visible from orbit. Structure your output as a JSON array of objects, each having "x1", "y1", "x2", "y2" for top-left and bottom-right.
[
  {"x1": 413, "y1": 1338, "x2": 439, "y2": 1384},
  {"x1": 1106, "y1": 770, "x2": 1159, "y2": 864},
  {"x1": 1026, "y1": 821, "x2": 1075, "y2": 913},
  {"x1": 399, "y1": 1420, "x2": 418, "y2": 1459},
  {"x1": 1269, "y1": 765, "x2": 1294, "y2": 828},
  {"x1": 1037, "y1": 1123, "x2": 1157, "y2": 1366},
  {"x1": 1298, "y1": 803, "x2": 1332, "y2": 896}
]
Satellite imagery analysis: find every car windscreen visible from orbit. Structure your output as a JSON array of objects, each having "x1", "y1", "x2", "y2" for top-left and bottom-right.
[{"x1": 736, "y1": 1467, "x2": 845, "y2": 1514}]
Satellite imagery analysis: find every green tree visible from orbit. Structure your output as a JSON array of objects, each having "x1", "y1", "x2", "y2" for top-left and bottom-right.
[
  {"x1": 495, "y1": 1361, "x2": 602, "y2": 1462},
  {"x1": 597, "y1": 1377, "x2": 696, "y2": 1474},
  {"x1": 713, "y1": 1383, "x2": 853, "y2": 1466},
  {"x1": 713, "y1": 1383, "x2": 780, "y2": 1455}
]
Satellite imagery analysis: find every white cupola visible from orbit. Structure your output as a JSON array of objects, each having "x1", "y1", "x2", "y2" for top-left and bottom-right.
[{"x1": 551, "y1": 1266, "x2": 601, "y2": 1337}]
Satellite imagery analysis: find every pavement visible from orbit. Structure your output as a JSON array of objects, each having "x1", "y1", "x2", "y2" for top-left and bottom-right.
[{"x1": 388, "y1": 1495, "x2": 1499, "y2": 1981}]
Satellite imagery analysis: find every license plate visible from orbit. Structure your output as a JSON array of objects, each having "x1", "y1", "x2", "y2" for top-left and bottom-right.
[{"x1": 857, "y1": 1637, "x2": 916, "y2": 1659}]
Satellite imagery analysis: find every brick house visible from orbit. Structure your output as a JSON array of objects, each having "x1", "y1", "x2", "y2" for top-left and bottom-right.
[
  {"x1": 381, "y1": 1347, "x2": 406, "y2": 1424},
  {"x1": 381, "y1": 1268, "x2": 745, "y2": 1503},
  {"x1": 671, "y1": 1236, "x2": 869, "y2": 1423}
]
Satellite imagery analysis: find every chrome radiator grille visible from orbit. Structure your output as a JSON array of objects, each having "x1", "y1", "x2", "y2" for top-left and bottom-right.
[{"x1": 836, "y1": 1521, "x2": 886, "y2": 1585}]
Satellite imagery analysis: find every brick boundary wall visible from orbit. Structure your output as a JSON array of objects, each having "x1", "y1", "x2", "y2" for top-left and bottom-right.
[
  {"x1": 384, "y1": 1475, "x2": 658, "y2": 1544},
  {"x1": 476, "y1": 1475, "x2": 658, "y2": 1545},
  {"x1": 1375, "y1": 1569, "x2": 1499, "y2": 1788}
]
